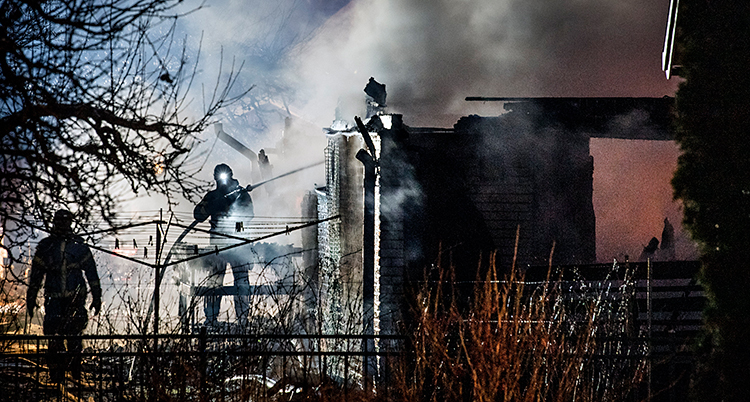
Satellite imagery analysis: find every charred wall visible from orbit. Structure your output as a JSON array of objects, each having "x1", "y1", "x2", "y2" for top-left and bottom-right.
[
  {"x1": 375, "y1": 116, "x2": 414, "y2": 335},
  {"x1": 402, "y1": 112, "x2": 596, "y2": 277},
  {"x1": 309, "y1": 96, "x2": 671, "y2": 335},
  {"x1": 399, "y1": 97, "x2": 674, "y2": 274}
]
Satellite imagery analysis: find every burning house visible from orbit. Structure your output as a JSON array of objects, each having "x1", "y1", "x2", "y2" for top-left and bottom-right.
[
  {"x1": 144, "y1": 82, "x2": 674, "y2": 338},
  {"x1": 304, "y1": 82, "x2": 674, "y2": 336}
]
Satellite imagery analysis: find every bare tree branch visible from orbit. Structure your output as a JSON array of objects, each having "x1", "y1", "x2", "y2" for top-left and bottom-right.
[{"x1": 0, "y1": 0, "x2": 250, "y2": 275}]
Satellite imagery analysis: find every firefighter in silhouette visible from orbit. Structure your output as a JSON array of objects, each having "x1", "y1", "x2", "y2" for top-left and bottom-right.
[
  {"x1": 257, "y1": 149, "x2": 273, "y2": 197},
  {"x1": 660, "y1": 218, "x2": 675, "y2": 260},
  {"x1": 26, "y1": 209, "x2": 102, "y2": 384},
  {"x1": 194, "y1": 164, "x2": 254, "y2": 327},
  {"x1": 258, "y1": 149, "x2": 272, "y2": 180}
]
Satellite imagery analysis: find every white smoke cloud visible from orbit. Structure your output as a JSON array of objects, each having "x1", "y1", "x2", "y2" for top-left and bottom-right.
[
  {"x1": 168, "y1": 0, "x2": 679, "y2": 157},
  {"x1": 130, "y1": 0, "x2": 685, "y2": 261},
  {"x1": 287, "y1": 0, "x2": 680, "y2": 126},
  {"x1": 15, "y1": 0, "x2": 694, "y2": 335}
]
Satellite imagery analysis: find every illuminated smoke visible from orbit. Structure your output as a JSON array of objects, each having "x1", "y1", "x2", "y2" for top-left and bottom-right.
[
  {"x1": 288, "y1": 0, "x2": 680, "y2": 126},
  {"x1": 127, "y1": 0, "x2": 690, "y2": 275}
]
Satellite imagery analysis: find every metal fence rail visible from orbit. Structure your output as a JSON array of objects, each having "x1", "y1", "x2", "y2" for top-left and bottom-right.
[
  {"x1": 0, "y1": 333, "x2": 405, "y2": 402},
  {"x1": 0, "y1": 261, "x2": 704, "y2": 402},
  {"x1": 524, "y1": 260, "x2": 704, "y2": 402}
]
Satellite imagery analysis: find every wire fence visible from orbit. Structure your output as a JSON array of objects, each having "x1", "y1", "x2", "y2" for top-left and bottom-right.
[
  {"x1": 1, "y1": 233, "x2": 705, "y2": 402},
  {"x1": 0, "y1": 333, "x2": 405, "y2": 402}
]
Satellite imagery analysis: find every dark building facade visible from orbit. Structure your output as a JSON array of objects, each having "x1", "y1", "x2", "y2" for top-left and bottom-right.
[
  {"x1": 403, "y1": 97, "x2": 673, "y2": 274},
  {"x1": 306, "y1": 96, "x2": 674, "y2": 335}
]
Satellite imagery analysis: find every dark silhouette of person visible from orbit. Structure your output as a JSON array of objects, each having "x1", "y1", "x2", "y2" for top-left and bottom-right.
[
  {"x1": 26, "y1": 209, "x2": 101, "y2": 384},
  {"x1": 639, "y1": 237, "x2": 660, "y2": 262},
  {"x1": 257, "y1": 149, "x2": 273, "y2": 197},
  {"x1": 194, "y1": 163, "x2": 254, "y2": 327},
  {"x1": 660, "y1": 218, "x2": 675, "y2": 260},
  {"x1": 258, "y1": 149, "x2": 272, "y2": 180}
]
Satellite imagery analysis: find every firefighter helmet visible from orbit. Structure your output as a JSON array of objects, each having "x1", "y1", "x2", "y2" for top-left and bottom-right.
[{"x1": 213, "y1": 164, "x2": 233, "y2": 183}]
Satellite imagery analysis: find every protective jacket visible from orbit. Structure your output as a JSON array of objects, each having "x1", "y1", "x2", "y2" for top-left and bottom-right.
[
  {"x1": 192, "y1": 177, "x2": 255, "y2": 325},
  {"x1": 27, "y1": 234, "x2": 102, "y2": 310},
  {"x1": 193, "y1": 178, "x2": 254, "y2": 245}
]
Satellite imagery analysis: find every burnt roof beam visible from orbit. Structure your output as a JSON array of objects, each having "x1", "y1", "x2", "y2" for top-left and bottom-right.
[{"x1": 464, "y1": 97, "x2": 674, "y2": 140}]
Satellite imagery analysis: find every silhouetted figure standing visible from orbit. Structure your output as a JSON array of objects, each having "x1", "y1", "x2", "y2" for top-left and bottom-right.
[
  {"x1": 660, "y1": 218, "x2": 675, "y2": 260},
  {"x1": 194, "y1": 164, "x2": 254, "y2": 327},
  {"x1": 27, "y1": 209, "x2": 101, "y2": 384},
  {"x1": 258, "y1": 149, "x2": 273, "y2": 197},
  {"x1": 258, "y1": 149, "x2": 272, "y2": 180}
]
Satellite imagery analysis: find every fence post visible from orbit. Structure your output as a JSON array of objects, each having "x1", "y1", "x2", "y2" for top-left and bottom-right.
[
  {"x1": 199, "y1": 326, "x2": 208, "y2": 402},
  {"x1": 154, "y1": 210, "x2": 162, "y2": 336}
]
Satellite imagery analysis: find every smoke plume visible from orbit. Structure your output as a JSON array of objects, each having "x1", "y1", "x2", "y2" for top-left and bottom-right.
[
  {"x1": 288, "y1": 0, "x2": 680, "y2": 126},
  {"x1": 173, "y1": 0, "x2": 688, "y2": 260}
]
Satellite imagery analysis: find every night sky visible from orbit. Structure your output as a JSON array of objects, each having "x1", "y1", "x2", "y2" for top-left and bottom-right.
[{"x1": 179, "y1": 0, "x2": 694, "y2": 261}]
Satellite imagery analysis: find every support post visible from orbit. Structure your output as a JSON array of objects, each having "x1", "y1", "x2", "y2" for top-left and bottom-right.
[
  {"x1": 154, "y1": 209, "x2": 162, "y2": 335},
  {"x1": 357, "y1": 148, "x2": 377, "y2": 390},
  {"x1": 355, "y1": 115, "x2": 379, "y2": 392}
]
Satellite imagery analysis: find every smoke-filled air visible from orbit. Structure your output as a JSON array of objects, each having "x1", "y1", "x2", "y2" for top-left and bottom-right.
[
  {"x1": 166, "y1": 0, "x2": 690, "y2": 261},
  {"x1": 1, "y1": 0, "x2": 713, "y2": 399}
]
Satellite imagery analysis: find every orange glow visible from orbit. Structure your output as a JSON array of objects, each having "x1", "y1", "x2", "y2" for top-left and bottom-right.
[
  {"x1": 153, "y1": 153, "x2": 166, "y2": 175},
  {"x1": 590, "y1": 138, "x2": 694, "y2": 262},
  {"x1": 113, "y1": 248, "x2": 138, "y2": 257}
]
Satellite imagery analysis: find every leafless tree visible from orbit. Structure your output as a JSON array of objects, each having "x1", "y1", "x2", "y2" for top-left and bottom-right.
[{"x1": 0, "y1": 0, "x2": 248, "y2": 269}]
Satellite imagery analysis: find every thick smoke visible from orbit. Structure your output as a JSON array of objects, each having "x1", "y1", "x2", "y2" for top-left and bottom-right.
[
  {"x1": 288, "y1": 0, "x2": 680, "y2": 126},
  {"x1": 132, "y1": 0, "x2": 687, "y2": 265}
]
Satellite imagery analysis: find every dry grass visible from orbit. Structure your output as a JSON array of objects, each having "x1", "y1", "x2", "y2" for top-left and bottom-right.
[
  {"x1": 391, "y1": 253, "x2": 646, "y2": 402},
  {"x1": 1, "y1": 236, "x2": 649, "y2": 402}
]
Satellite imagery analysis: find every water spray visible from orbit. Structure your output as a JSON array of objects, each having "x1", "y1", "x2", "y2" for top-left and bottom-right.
[{"x1": 222, "y1": 160, "x2": 325, "y2": 199}]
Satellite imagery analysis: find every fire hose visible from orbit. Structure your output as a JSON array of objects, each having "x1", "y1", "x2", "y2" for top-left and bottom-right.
[
  {"x1": 144, "y1": 161, "x2": 324, "y2": 329},
  {"x1": 130, "y1": 160, "x2": 324, "y2": 380}
]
